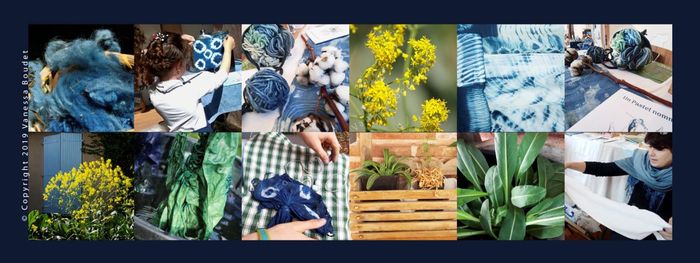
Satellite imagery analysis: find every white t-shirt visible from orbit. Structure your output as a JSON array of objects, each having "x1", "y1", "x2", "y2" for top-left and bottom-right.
[{"x1": 150, "y1": 71, "x2": 227, "y2": 132}]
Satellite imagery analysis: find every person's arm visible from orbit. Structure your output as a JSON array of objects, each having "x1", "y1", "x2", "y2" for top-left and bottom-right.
[
  {"x1": 567, "y1": 161, "x2": 627, "y2": 177},
  {"x1": 659, "y1": 217, "x2": 672, "y2": 240},
  {"x1": 242, "y1": 219, "x2": 326, "y2": 240}
]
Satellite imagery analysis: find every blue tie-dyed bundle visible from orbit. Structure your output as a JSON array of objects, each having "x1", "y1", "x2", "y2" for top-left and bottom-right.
[
  {"x1": 193, "y1": 31, "x2": 227, "y2": 71},
  {"x1": 457, "y1": 24, "x2": 564, "y2": 132},
  {"x1": 242, "y1": 24, "x2": 294, "y2": 71},
  {"x1": 252, "y1": 173, "x2": 334, "y2": 237},
  {"x1": 29, "y1": 30, "x2": 134, "y2": 132},
  {"x1": 244, "y1": 68, "x2": 289, "y2": 113}
]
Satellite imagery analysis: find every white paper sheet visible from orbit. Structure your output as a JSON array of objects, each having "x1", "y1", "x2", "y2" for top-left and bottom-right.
[{"x1": 568, "y1": 89, "x2": 672, "y2": 132}]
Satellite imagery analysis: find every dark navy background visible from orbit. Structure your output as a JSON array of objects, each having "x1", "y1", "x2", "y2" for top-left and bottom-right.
[{"x1": 3, "y1": 0, "x2": 692, "y2": 261}]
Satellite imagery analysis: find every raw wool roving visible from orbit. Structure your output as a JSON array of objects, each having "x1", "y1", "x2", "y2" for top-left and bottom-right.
[
  {"x1": 242, "y1": 24, "x2": 294, "y2": 71},
  {"x1": 611, "y1": 29, "x2": 653, "y2": 71},
  {"x1": 30, "y1": 29, "x2": 134, "y2": 132}
]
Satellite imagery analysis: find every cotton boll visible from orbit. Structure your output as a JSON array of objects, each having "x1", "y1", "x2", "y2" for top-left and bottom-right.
[
  {"x1": 332, "y1": 59, "x2": 349, "y2": 73},
  {"x1": 315, "y1": 52, "x2": 336, "y2": 70},
  {"x1": 324, "y1": 101, "x2": 345, "y2": 117},
  {"x1": 322, "y1": 46, "x2": 342, "y2": 59},
  {"x1": 296, "y1": 75, "x2": 309, "y2": 86},
  {"x1": 317, "y1": 74, "x2": 331, "y2": 86},
  {"x1": 330, "y1": 71, "x2": 345, "y2": 86},
  {"x1": 569, "y1": 60, "x2": 585, "y2": 76},
  {"x1": 296, "y1": 62, "x2": 309, "y2": 76},
  {"x1": 335, "y1": 85, "x2": 350, "y2": 105},
  {"x1": 308, "y1": 65, "x2": 325, "y2": 83}
]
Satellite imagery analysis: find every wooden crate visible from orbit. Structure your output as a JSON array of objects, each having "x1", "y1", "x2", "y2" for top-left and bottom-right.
[{"x1": 349, "y1": 189, "x2": 456, "y2": 240}]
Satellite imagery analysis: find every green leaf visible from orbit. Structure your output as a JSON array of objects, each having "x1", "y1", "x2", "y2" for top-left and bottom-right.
[
  {"x1": 511, "y1": 185, "x2": 547, "y2": 208},
  {"x1": 495, "y1": 133, "x2": 518, "y2": 202},
  {"x1": 484, "y1": 166, "x2": 505, "y2": 207},
  {"x1": 526, "y1": 193, "x2": 565, "y2": 226},
  {"x1": 465, "y1": 142, "x2": 490, "y2": 179},
  {"x1": 546, "y1": 164, "x2": 565, "y2": 197},
  {"x1": 498, "y1": 205, "x2": 526, "y2": 240},
  {"x1": 458, "y1": 228, "x2": 487, "y2": 239},
  {"x1": 479, "y1": 200, "x2": 497, "y2": 239},
  {"x1": 366, "y1": 174, "x2": 381, "y2": 190},
  {"x1": 537, "y1": 156, "x2": 551, "y2": 189},
  {"x1": 516, "y1": 133, "x2": 547, "y2": 185},
  {"x1": 494, "y1": 205, "x2": 508, "y2": 226},
  {"x1": 457, "y1": 188, "x2": 488, "y2": 207},
  {"x1": 457, "y1": 140, "x2": 482, "y2": 191},
  {"x1": 457, "y1": 209, "x2": 479, "y2": 223},
  {"x1": 527, "y1": 224, "x2": 564, "y2": 239}
]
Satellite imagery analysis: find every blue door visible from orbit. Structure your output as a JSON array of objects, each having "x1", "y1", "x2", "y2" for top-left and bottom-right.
[{"x1": 42, "y1": 133, "x2": 83, "y2": 214}]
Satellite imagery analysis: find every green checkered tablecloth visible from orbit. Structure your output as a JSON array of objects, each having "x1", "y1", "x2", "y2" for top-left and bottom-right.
[{"x1": 240, "y1": 132, "x2": 350, "y2": 240}]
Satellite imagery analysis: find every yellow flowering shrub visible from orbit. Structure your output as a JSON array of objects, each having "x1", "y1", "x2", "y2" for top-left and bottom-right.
[
  {"x1": 402, "y1": 37, "x2": 436, "y2": 94},
  {"x1": 30, "y1": 158, "x2": 134, "y2": 240}
]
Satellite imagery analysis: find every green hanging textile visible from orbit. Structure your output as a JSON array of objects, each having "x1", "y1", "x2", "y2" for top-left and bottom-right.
[{"x1": 156, "y1": 133, "x2": 239, "y2": 239}]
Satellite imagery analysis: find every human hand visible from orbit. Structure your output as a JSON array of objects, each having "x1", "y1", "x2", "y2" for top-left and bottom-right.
[
  {"x1": 223, "y1": 35, "x2": 235, "y2": 51},
  {"x1": 299, "y1": 132, "x2": 340, "y2": 163},
  {"x1": 659, "y1": 217, "x2": 672, "y2": 240},
  {"x1": 242, "y1": 219, "x2": 326, "y2": 240},
  {"x1": 181, "y1": 34, "x2": 195, "y2": 46}
]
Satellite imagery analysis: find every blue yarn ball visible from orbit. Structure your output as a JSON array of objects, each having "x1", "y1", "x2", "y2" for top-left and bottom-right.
[
  {"x1": 244, "y1": 68, "x2": 289, "y2": 112},
  {"x1": 242, "y1": 24, "x2": 294, "y2": 69}
]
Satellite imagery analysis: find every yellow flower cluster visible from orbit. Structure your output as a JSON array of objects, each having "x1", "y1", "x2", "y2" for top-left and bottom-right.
[
  {"x1": 43, "y1": 158, "x2": 133, "y2": 221},
  {"x1": 402, "y1": 36, "x2": 436, "y2": 95},
  {"x1": 355, "y1": 25, "x2": 407, "y2": 94},
  {"x1": 362, "y1": 79, "x2": 398, "y2": 128},
  {"x1": 349, "y1": 24, "x2": 357, "y2": 34},
  {"x1": 413, "y1": 98, "x2": 449, "y2": 132}
]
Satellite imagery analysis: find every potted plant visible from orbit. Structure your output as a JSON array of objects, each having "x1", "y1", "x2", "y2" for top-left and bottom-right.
[{"x1": 354, "y1": 149, "x2": 412, "y2": 191}]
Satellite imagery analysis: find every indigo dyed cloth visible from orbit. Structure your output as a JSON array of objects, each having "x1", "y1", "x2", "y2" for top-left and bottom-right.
[
  {"x1": 202, "y1": 72, "x2": 242, "y2": 124},
  {"x1": 458, "y1": 24, "x2": 564, "y2": 132},
  {"x1": 276, "y1": 35, "x2": 350, "y2": 131},
  {"x1": 194, "y1": 31, "x2": 227, "y2": 71},
  {"x1": 241, "y1": 133, "x2": 350, "y2": 240},
  {"x1": 252, "y1": 173, "x2": 334, "y2": 236},
  {"x1": 564, "y1": 67, "x2": 648, "y2": 130}
]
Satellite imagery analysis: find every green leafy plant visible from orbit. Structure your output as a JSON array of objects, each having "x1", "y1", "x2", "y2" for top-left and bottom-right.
[
  {"x1": 353, "y1": 149, "x2": 412, "y2": 190},
  {"x1": 457, "y1": 133, "x2": 564, "y2": 240}
]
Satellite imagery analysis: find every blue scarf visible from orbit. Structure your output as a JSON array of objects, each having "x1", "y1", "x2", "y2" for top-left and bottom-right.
[{"x1": 615, "y1": 149, "x2": 672, "y2": 212}]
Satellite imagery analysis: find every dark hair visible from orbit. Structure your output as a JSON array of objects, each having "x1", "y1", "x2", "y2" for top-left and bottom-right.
[
  {"x1": 645, "y1": 133, "x2": 672, "y2": 152},
  {"x1": 136, "y1": 31, "x2": 192, "y2": 87}
]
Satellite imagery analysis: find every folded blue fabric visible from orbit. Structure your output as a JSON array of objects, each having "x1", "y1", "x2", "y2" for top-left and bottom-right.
[
  {"x1": 194, "y1": 31, "x2": 227, "y2": 71},
  {"x1": 202, "y1": 74, "x2": 242, "y2": 124},
  {"x1": 252, "y1": 173, "x2": 334, "y2": 237}
]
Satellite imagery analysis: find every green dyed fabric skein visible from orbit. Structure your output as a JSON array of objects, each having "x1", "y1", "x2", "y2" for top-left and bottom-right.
[{"x1": 156, "y1": 133, "x2": 239, "y2": 239}]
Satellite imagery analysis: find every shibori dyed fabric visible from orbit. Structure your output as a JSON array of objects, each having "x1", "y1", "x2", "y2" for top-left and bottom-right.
[
  {"x1": 202, "y1": 72, "x2": 243, "y2": 124},
  {"x1": 252, "y1": 173, "x2": 334, "y2": 236},
  {"x1": 564, "y1": 67, "x2": 649, "y2": 130},
  {"x1": 193, "y1": 31, "x2": 227, "y2": 71},
  {"x1": 241, "y1": 133, "x2": 350, "y2": 240},
  {"x1": 458, "y1": 24, "x2": 565, "y2": 132},
  {"x1": 275, "y1": 35, "x2": 350, "y2": 132}
]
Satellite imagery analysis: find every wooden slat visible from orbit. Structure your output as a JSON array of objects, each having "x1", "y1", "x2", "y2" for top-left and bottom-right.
[
  {"x1": 351, "y1": 200, "x2": 455, "y2": 212},
  {"x1": 350, "y1": 190, "x2": 455, "y2": 201},
  {"x1": 351, "y1": 220, "x2": 456, "y2": 232},
  {"x1": 351, "y1": 211, "x2": 456, "y2": 222},
  {"x1": 352, "y1": 230, "x2": 456, "y2": 240}
]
